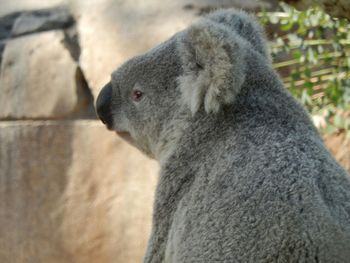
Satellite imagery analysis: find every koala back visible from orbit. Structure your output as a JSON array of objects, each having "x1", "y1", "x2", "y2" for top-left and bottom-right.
[
  {"x1": 95, "y1": 8, "x2": 350, "y2": 263},
  {"x1": 143, "y1": 10, "x2": 350, "y2": 263}
]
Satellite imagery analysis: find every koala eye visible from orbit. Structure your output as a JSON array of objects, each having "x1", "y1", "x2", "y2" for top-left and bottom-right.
[{"x1": 132, "y1": 89, "x2": 143, "y2": 102}]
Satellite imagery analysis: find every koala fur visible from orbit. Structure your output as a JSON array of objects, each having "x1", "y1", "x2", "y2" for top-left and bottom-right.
[{"x1": 96, "y1": 9, "x2": 350, "y2": 263}]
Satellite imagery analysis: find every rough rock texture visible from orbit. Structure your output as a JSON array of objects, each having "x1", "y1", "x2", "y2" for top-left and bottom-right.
[
  {"x1": 0, "y1": 7, "x2": 79, "y2": 65},
  {"x1": 11, "y1": 7, "x2": 74, "y2": 37},
  {"x1": 0, "y1": 121, "x2": 158, "y2": 263},
  {"x1": 0, "y1": 12, "x2": 19, "y2": 64},
  {"x1": 0, "y1": 0, "x2": 68, "y2": 17},
  {"x1": 0, "y1": 30, "x2": 92, "y2": 120}
]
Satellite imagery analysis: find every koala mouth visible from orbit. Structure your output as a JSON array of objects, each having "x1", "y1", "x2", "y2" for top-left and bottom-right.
[{"x1": 116, "y1": 131, "x2": 133, "y2": 143}]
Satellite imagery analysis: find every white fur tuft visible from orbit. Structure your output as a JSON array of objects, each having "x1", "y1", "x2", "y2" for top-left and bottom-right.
[{"x1": 177, "y1": 20, "x2": 247, "y2": 115}]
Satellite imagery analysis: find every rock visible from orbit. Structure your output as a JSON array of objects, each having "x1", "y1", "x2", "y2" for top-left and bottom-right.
[
  {"x1": 0, "y1": 120, "x2": 158, "y2": 263},
  {"x1": 62, "y1": 25, "x2": 80, "y2": 61},
  {"x1": 0, "y1": 12, "x2": 19, "y2": 40},
  {"x1": 11, "y1": 7, "x2": 74, "y2": 37},
  {"x1": 0, "y1": 12, "x2": 21, "y2": 65},
  {"x1": 0, "y1": 30, "x2": 93, "y2": 120},
  {"x1": 0, "y1": 0, "x2": 68, "y2": 17},
  {"x1": 72, "y1": 0, "x2": 273, "y2": 99},
  {"x1": 0, "y1": 7, "x2": 76, "y2": 66},
  {"x1": 324, "y1": 133, "x2": 350, "y2": 174}
]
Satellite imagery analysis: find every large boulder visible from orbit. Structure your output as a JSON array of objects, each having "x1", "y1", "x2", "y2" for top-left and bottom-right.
[
  {"x1": 0, "y1": 30, "x2": 92, "y2": 120},
  {"x1": 0, "y1": 121, "x2": 158, "y2": 263}
]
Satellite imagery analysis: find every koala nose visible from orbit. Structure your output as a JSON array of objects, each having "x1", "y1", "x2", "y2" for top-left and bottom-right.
[{"x1": 96, "y1": 82, "x2": 113, "y2": 127}]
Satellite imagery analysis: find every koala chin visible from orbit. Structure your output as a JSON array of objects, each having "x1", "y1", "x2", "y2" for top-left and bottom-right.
[{"x1": 96, "y1": 9, "x2": 350, "y2": 263}]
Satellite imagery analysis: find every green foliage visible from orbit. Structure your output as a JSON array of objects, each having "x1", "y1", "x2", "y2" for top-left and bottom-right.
[{"x1": 259, "y1": 3, "x2": 350, "y2": 136}]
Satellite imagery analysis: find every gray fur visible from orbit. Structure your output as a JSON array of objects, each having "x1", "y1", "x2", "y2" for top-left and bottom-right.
[{"x1": 96, "y1": 9, "x2": 350, "y2": 263}]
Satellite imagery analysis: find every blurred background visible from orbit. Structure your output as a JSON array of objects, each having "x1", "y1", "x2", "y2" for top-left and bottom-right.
[{"x1": 0, "y1": 0, "x2": 349, "y2": 262}]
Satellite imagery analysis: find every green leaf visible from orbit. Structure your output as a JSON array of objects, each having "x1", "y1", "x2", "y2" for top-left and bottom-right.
[
  {"x1": 292, "y1": 50, "x2": 302, "y2": 59},
  {"x1": 304, "y1": 81, "x2": 313, "y2": 89},
  {"x1": 292, "y1": 71, "x2": 301, "y2": 80},
  {"x1": 304, "y1": 68, "x2": 312, "y2": 78},
  {"x1": 269, "y1": 14, "x2": 279, "y2": 24},
  {"x1": 323, "y1": 124, "x2": 337, "y2": 134},
  {"x1": 264, "y1": 3, "x2": 350, "y2": 133},
  {"x1": 301, "y1": 89, "x2": 312, "y2": 105},
  {"x1": 281, "y1": 21, "x2": 294, "y2": 31},
  {"x1": 334, "y1": 114, "x2": 344, "y2": 127}
]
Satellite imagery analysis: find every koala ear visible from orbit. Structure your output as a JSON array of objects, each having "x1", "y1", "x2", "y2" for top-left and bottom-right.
[{"x1": 177, "y1": 20, "x2": 246, "y2": 115}]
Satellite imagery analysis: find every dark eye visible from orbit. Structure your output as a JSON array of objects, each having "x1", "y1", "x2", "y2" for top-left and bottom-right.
[{"x1": 132, "y1": 89, "x2": 143, "y2": 102}]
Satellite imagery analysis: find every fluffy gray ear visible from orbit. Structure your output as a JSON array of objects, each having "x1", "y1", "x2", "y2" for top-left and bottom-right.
[{"x1": 177, "y1": 20, "x2": 247, "y2": 115}]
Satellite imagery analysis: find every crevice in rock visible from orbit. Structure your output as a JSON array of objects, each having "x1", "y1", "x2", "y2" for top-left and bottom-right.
[
  {"x1": 70, "y1": 67, "x2": 97, "y2": 120},
  {"x1": 0, "y1": 12, "x2": 21, "y2": 66},
  {"x1": 61, "y1": 20, "x2": 95, "y2": 119},
  {"x1": 63, "y1": 26, "x2": 81, "y2": 62}
]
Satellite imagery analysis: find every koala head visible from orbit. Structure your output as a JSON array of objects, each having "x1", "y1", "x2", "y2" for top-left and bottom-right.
[{"x1": 96, "y1": 9, "x2": 270, "y2": 160}]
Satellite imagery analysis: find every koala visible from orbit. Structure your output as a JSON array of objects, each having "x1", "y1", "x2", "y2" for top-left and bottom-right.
[{"x1": 96, "y1": 9, "x2": 350, "y2": 263}]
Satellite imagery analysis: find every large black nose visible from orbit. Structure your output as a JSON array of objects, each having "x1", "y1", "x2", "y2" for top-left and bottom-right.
[{"x1": 96, "y1": 82, "x2": 113, "y2": 127}]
